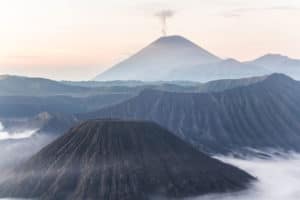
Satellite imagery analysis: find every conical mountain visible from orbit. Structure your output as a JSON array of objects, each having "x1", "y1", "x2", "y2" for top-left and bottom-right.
[
  {"x1": 95, "y1": 35, "x2": 221, "y2": 81},
  {"x1": 0, "y1": 120, "x2": 254, "y2": 200}
]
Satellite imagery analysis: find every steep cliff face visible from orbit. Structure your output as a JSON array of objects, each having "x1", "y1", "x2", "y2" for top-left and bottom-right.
[
  {"x1": 0, "y1": 120, "x2": 254, "y2": 200},
  {"x1": 82, "y1": 74, "x2": 300, "y2": 153}
]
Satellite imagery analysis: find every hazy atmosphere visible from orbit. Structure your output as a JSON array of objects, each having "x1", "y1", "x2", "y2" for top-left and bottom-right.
[
  {"x1": 0, "y1": 1, "x2": 300, "y2": 200},
  {"x1": 0, "y1": 0, "x2": 300, "y2": 80}
]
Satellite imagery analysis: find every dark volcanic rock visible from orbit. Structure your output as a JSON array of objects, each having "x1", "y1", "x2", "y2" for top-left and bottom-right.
[
  {"x1": 81, "y1": 73, "x2": 300, "y2": 154},
  {"x1": 0, "y1": 120, "x2": 254, "y2": 200}
]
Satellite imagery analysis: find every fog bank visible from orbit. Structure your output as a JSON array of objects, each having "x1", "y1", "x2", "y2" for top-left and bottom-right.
[
  {"x1": 188, "y1": 153, "x2": 300, "y2": 200},
  {"x1": 0, "y1": 122, "x2": 36, "y2": 140},
  {"x1": 0, "y1": 134, "x2": 55, "y2": 173}
]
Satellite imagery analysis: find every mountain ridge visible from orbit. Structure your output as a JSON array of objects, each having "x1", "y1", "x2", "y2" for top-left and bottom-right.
[
  {"x1": 248, "y1": 54, "x2": 300, "y2": 79},
  {"x1": 82, "y1": 73, "x2": 300, "y2": 154}
]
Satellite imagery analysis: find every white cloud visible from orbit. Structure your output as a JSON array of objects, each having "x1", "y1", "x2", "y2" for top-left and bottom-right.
[
  {"x1": 0, "y1": 122, "x2": 36, "y2": 140},
  {"x1": 188, "y1": 153, "x2": 300, "y2": 200}
]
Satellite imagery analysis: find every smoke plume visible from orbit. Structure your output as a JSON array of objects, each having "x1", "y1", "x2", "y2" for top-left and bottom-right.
[{"x1": 155, "y1": 10, "x2": 175, "y2": 36}]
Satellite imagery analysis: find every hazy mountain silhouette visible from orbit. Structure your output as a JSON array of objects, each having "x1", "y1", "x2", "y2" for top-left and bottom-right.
[
  {"x1": 249, "y1": 54, "x2": 300, "y2": 80},
  {"x1": 0, "y1": 75, "x2": 88, "y2": 96},
  {"x1": 169, "y1": 58, "x2": 269, "y2": 82},
  {"x1": 95, "y1": 35, "x2": 222, "y2": 81},
  {"x1": 95, "y1": 35, "x2": 270, "y2": 82},
  {"x1": 0, "y1": 120, "x2": 254, "y2": 200}
]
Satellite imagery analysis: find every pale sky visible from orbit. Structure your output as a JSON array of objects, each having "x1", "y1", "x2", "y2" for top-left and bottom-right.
[{"x1": 0, "y1": 0, "x2": 299, "y2": 80}]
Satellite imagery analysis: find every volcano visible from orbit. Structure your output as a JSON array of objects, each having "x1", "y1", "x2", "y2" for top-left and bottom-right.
[
  {"x1": 95, "y1": 35, "x2": 221, "y2": 81},
  {"x1": 94, "y1": 35, "x2": 269, "y2": 82},
  {"x1": 0, "y1": 120, "x2": 254, "y2": 200}
]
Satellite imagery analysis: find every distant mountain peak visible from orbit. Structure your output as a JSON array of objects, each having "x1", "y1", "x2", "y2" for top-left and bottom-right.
[
  {"x1": 253, "y1": 53, "x2": 300, "y2": 64},
  {"x1": 153, "y1": 35, "x2": 198, "y2": 45},
  {"x1": 94, "y1": 35, "x2": 221, "y2": 81},
  {"x1": 248, "y1": 53, "x2": 300, "y2": 80},
  {"x1": 256, "y1": 53, "x2": 290, "y2": 61},
  {"x1": 265, "y1": 73, "x2": 294, "y2": 81},
  {"x1": 253, "y1": 73, "x2": 296, "y2": 90}
]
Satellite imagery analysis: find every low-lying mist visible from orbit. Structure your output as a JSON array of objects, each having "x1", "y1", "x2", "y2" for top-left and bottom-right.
[
  {"x1": 188, "y1": 153, "x2": 300, "y2": 200},
  {"x1": 0, "y1": 123, "x2": 55, "y2": 200},
  {"x1": 0, "y1": 133, "x2": 55, "y2": 174},
  {"x1": 0, "y1": 122, "x2": 36, "y2": 140}
]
